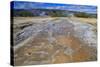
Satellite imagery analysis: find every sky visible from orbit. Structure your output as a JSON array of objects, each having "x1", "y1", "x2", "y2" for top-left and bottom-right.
[{"x1": 11, "y1": 1, "x2": 97, "y2": 14}]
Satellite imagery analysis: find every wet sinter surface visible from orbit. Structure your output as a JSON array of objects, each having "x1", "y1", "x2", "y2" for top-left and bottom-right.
[{"x1": 13, "y1": 17, "x2": 97, "y2": 66}]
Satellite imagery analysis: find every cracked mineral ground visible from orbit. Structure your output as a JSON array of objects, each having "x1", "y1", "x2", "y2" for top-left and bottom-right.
[{"x1": 12, "y1": 17, "x2": 97, "y2": 66}]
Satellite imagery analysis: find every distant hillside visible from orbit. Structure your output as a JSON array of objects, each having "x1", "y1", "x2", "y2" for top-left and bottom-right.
[{"x1": 11, "y1": 9, "x2": 97, "y2": 18}]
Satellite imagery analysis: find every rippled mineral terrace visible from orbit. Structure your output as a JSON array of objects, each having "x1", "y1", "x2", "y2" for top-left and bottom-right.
[{"x1": 13, "y1": 17, "x2": 97, "y2": 66}]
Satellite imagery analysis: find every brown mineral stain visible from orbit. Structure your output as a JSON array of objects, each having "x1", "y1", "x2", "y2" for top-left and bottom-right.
[
  {"x1": 54, "y1": 35, "x2": 91, "y2": 63},
  {"x1": 52, "y1": 50, "x2": 71, "y2": 63},
  {"x1": 56, "y1": 35, "x2": 82, "y2": 50},
  {"x1": 72, "y1": 47, "x2": 90, "y2": 62}
]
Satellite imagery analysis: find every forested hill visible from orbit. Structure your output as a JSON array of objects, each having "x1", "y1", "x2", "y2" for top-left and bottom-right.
[{"x1": 11, "y1": 9, "x2": 97, "y2": 18}]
